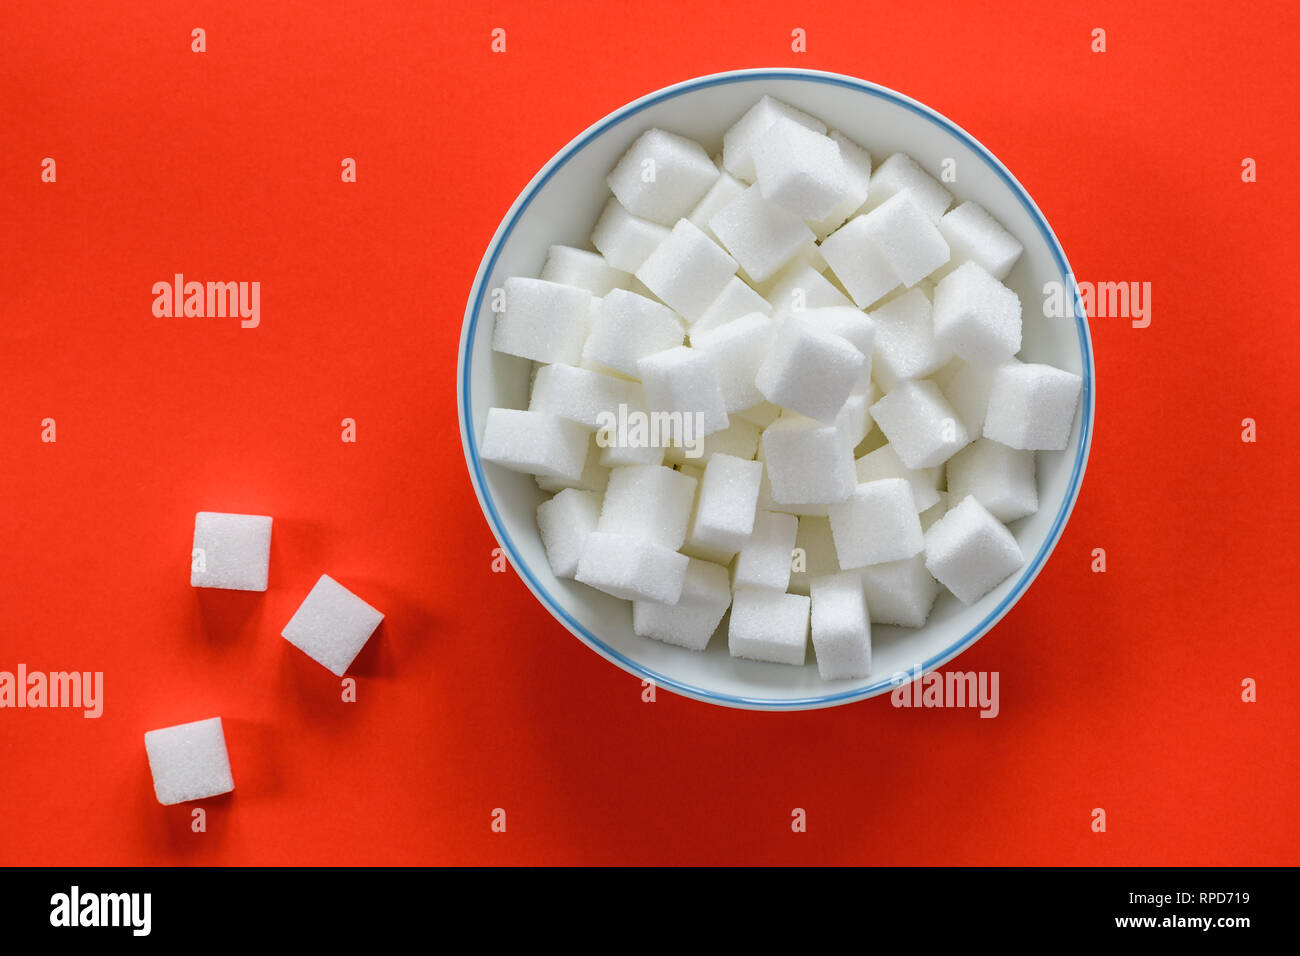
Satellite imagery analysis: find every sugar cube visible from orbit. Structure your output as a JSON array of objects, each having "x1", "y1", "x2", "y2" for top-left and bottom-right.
[
  {"x1": 870, "y1": 380, "x2": 970, "y2": 469},
  {"x1": 728, "y1": 588, "x2": 810, "y2": 665},
  {"x1": 864, "y1": 152, "x2": 953, "y2": 222},
  {"x1": 982, "y1": 363, "x2": 1083, "y2": 451},
  {"x1": 752, "y1": 118, "x2": 849, "y2": 220},
  {"x1": 687, "y1": 170, "x2": 748, "y2": 243},
  {"x1": 766, "y1": 261, "x2": 854, "y2": 322},
  {"x1": 607, "y1": 128, "x2": 720, "y2": 226},
  {"x1": 528, "y1": 363, "x2": 646, "y2": 429},
  {"x1": 760, "y1": 415, "x2": 857, "y2": 504},
  {"x1": 534, "y1": 433, "x2": 610, "y2": 493},
  {"x1": 869, "y1": 287, "x2": 952, "y2": 388},
  {"x1": 582, "y1": 288, "x2": 684, "y2": 378},
  {"x1": 690, "y1": 276, "x2": 772, "y2": 337},
  {"x1": 632, "y1": 557, "x2": 731, "y2": 651},
  {"x1": 946, "y1": 438, "x2": 1038, "y2": 522},
  {"x1": 859, "y1": 554, "x2": 940, "y2": 627},
  {"x1": 575, "y1": 531, "x2": 689, "y2": 604},
  {"x1": 808, "y1": 130, "x2": 873, "y2": 239},
  {"x1": 789, "y1": 515, "x2": 839, "y2": 596},
  {"x1": 635, "y1": 219, "x2": 738, "y2": 320},
  {"x1": 935, "y1": 201, "x2": 1024, "y2": 280},
  {"x1": 755, "y1": 316, "x2": 866, "y2": 423},
  {"x1": 281, "y1": 574, "x2": 384, "y2": 676},
  {"x1": 731, "y1": 509, "x2": 799, "y2": 591},
  {"x1": 537, "y1": 488, "x2": 603, "y2": 579},
  {"x1": 591, "y1": 198, "x2": 671, "y2": 273},
  {"x1": 540, "y1": 244, "x2": 630, "y2": 296},
  {"x1": 491, "y1": 277, "x2": 593, "y2": 365},
  {"x1": 722, "y1": 95, "x2": 828, "y2": 182},
  {"x1": 190, "y1": 512, "x2": 272, "y2": 591},
  {"x1": 859, "y1": 193, "x2": 950, "y2": 287},
  {"x1": 689, "y1": 311, "x2": 777, "y2": 413},
  {"x1": 596, "y1": 464, "x2": 696, "y2": 549},
  {"x1": 819, "y1": 214, "x2": 900, "y2": 308},
  {"x1": 855, "y1": 444, "x2": 941, "y2": 511},
  {"x1": 809, "y1": 571, "x2": 872, "y2": 680},
  {"x1": 940, "y1": 358, "x2": 1018, "y2": 436},
  {"x1": 709, "y1": 184, "x2": 814, "y2": 284},
  {"x1": 827, "y1": 477, "x2": 925, "y2": 569},
  {"x1": 682, "y1": 453, "x2": 763, "y2": 562},
  {"x1": 932, "y1": 261, "x2": 1022, "y2": 366},
  {"x1": 923, "y1": 495, "x2": 1025, "y2": 605},
  {"x1": 637, "y1": 346, "x2": 730, "y2": 439},
  {"x1": 143, "y1": 716, "x2": 234, "y2": 806},
  {"x1": 480, "y1": 407, "x2": 590, "y2": 482}
]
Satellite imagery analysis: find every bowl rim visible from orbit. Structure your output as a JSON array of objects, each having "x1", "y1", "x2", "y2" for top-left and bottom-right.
[{"x1": 457, "y1": 67, "x2": 1094, "y2": 711}]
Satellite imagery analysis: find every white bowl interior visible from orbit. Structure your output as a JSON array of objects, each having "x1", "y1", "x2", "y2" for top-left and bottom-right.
[{"x1": 460, "y1": 70, "x2": 1092, "y2": 709}]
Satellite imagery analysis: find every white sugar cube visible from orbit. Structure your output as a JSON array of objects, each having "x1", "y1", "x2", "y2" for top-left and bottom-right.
[
  {"x1": 932, "y1": 261, "x2": 1022, "y2": 366},
  {"x1": 855, "y1": 444, "x2": 941, "y2": 511},
  {"x1": 923, "y1": 495, "x2": 1025, "y2": 605},
  {"x1": 528, "y1": 363, "x2": 645, "y2": 429},
  {"x1": 582, "y1": 288, "x2": 684, "y2": 378},
  {"x1": 935, "y1": 201, "x2": 1024, "y2": 280},
  {"x1": 731, "y1": 509, "x2": 799, "y2": 591},
  {"x1": 635, "y1": 219, "x2": 738, "y2": 321},
  {"x1": 809, "y1": 571, "x2": 872, "y2": 680},
  {"x1": 536, "y1": 488, "x2": 603, "y2": 579},
  {"x1": 480, "y1": 407, "x2": 590, "y2": 482},
  {"x1": 802, "y1": 305, "x2": 876, "y2": 368},
  {"x1": 808, "y1": 130, "x2": 873, "y2": 239},
  {"x1": 683, "y1": 453, "x2": 763, "y2": 562},
  {"x1": 540, "y1": 244, "x2": 630, "y2": 296},
  {"x1": 946, "y1": 438, "x2": 1038, "y2": 523},
  {"x1": 491, "y1": 277, "x2": 593, "y2": 365},
  {"x1": 820, "y1": 215, "x2": 900, "y2": 308},
  {"x1": 596, "y1": 463, "x2": 696, "y2": 549},
  {"x1": 860, "y1": 554, "x2": 940, "y2": 627},
  {"x1": 575, "y1": 531, "x2": 689, "y2": 604},
  {"x1": 789, "y1": 515, "x2": 839, "y2": 596},
  {"x1": 752, "y1": 118, "x2": 849, "y2": 220},
  {"x1": 728, "y1": 588, "x2": 810, "y2": 665},
  {"x1": 766, "y1": 261, "x2": 854, "y2": 322},
  {"x1": 709, "y1": 184, "x2": 814, "y2": 284},
  {"x1": 637, "y1": 346, "x2": 730, "y2": 439},
  {"x1": 835, "y1": 378, "x2": 878, "y2": 449},
  {"x1": 859, "y1": 193, "x2": 950, "y2": 287},
  {"x1": 864, "y1": 152, "x2": 953, "y2": 222},
  {"x1": 722, "y1": 95, "x2": 827, "y2": 182},
  {"x1": 665, "y1": 416, "x2": 761, "y2": 465},
  {"x1": 940, "y1": 358, "x2": 1018, "y2": 436},
  {"x1": 607, "y1": 128, "x2": 720, "y2": 226},
  {"x1": 281, "y1": 574, "x2": 384, "y2": 676},
  {"x1": 687, "y1": 170, "x2": 748, "y2": 243},
  {"x1": 760, "y1": 415, "x2": 857, "y2": 505},
  {"x1": 870, "y1": 379, "x2": 970, "y2": 469},
  {"x1": 632, "y1": 557, "x2": 732, "y2": 651},
  {"x1": 534, "y1": 433, "x2": 611, "y2": 493},
  {"x1": 591, "y1": 198, "x2": 671, "y2": 273},
  {"x1": 983, "y1": 363, "x2": 1083, "y2": 451},
  {"x1": 143, "y1": 716, "x2": 234, "y2": 806},
  {"x1": 827, "y1": 477, "x2": 925, "y2": 569},
  {"x1": 755, "y1": 316, "x2": 866, "y2": 423},
  {"x1": 191, "y1": 512, "x2": 272, "y2": 591},
  {"x1": 690, "y1": 276, "x2": 771, "y2": 337},
  {"x1": 689, "y1": 311, "x2": 777, "y2": 413},
  {"x1": 869, "y1": 287, "x2": 953, "y2": 388}
]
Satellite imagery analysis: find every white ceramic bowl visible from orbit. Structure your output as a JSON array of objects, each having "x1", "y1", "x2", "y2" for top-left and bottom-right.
[{"x1": 458, "y1": 69, "x2": 1094, "y2": 710}]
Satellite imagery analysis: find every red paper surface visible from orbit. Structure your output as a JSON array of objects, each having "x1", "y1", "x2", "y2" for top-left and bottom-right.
[{"x1": 2, "y1": 0, "x2": 1297, "y2": 865}]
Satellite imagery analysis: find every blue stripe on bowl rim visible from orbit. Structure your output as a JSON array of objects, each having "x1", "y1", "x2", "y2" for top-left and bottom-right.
[{"x1": 457, "y1": 68, "x2": 1094, "y2": 710}]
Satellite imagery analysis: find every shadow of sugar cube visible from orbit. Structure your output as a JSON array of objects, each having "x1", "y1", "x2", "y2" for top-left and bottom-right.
[{"x1": 281, "y1": 574, "x2": 384, "y2": 676}]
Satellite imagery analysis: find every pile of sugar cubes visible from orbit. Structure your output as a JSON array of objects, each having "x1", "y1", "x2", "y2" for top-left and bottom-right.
[
  {"x1": 143, "y1": 512, "x2": 385, "y2": 805},
  {"x1": 481, "y1": 95, "x2": 1082, "y2": 681}
]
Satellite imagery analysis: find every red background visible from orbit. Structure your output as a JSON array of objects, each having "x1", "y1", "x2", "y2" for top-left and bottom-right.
[{"x1": 2, "y1": 0, "x2": 1297, "y2": 865}]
